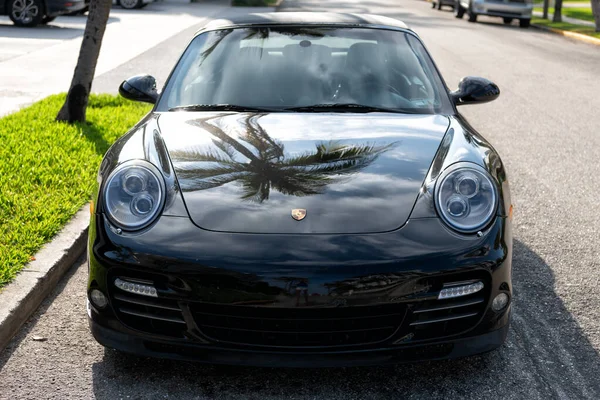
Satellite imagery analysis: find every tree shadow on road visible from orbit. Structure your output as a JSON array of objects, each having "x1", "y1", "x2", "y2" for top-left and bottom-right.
[{"x1": 90, "y1": 240, "x2": 600, "y2": 399}]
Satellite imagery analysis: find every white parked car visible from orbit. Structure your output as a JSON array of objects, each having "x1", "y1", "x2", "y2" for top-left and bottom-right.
[
  {"x1": 454, "y1": 0, "x2": 533, "y2": 27},
  {"x1": 114, "y1": 0, "x2": 153, "y2": 10}
]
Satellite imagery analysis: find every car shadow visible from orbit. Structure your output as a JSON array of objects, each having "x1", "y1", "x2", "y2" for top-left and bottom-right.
[
  {"x1": 89, "y1": 240, "x2": 600, "y2": 399},
  {"x1": 0, "y1": 15, "x2": 120, "y2": 40},
  {"x1": 472, "y1": 19, "x2": 530, "y2": 29},
  {"x1": 0, "y1": 21, "x2": 85, "y2": 39}
]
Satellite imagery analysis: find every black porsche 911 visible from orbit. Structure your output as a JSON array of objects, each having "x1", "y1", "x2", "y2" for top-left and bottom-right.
[{"x1": 87, "y1": 12, "x2": 513, "y2": 367}]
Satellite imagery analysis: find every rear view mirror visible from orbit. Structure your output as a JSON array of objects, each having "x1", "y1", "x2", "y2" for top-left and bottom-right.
[
  {"x1": 119, "y1": 75, "x2": 159, "y2": 104},
  {"x1": 451, "y1": 77, "x2": 500, "y2": 106}
]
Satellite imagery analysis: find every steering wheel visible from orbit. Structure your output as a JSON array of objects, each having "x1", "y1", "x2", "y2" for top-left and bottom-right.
[{"x1": 347, "y1": 78, "x2": 411, "y2": 107}]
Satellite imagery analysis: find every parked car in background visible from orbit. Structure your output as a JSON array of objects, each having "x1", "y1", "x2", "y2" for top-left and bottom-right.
[
  {"x1": 65, "y1": 4, "x2": 88, "y2": 15},
  {"x1": 432, "y1": 0, "x2": 455, "y2": 10},
  {"x1": 454, "y1": 0, "x2": 533, "y2": 27},
  {"x1": 65, "y1": 0, "x2": 152, "y2": 16},
  {"x1": 1, "y1": 0, "x2": 86, "y2": 26},
  {"x1": 115, "y1": 0, "x2": 152, "y2": 9}
]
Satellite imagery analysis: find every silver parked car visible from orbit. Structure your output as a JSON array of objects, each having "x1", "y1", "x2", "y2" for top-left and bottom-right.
[{"x1": 454, "y1": 0, "x2": 533, "y2": 27}]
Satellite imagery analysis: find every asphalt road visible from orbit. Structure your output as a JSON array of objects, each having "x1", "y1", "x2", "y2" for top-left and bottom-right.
[{"x1": 1, "y1": 0, "x2": 600, "y2": 398}]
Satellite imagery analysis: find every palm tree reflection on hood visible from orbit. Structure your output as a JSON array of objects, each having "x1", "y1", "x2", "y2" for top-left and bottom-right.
[{"x1": 171, "y1": 114, "x2": 395, "y2": 203}]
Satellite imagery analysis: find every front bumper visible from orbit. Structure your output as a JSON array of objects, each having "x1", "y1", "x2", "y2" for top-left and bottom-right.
[
  {"x1": 90, "y1": 315, "x2": 510, "y2": 367},
  {"x1": 472, "y1": 1, "x2": 533, "y2": 18},
  {"x1": 87, "y1": 214, "x2": 512, "y2": 366},
  {"x1": 47, "y1": 0, "x2": 87, "y2": 15}
]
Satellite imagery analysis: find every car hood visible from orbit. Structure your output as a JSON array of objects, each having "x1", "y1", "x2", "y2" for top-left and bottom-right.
[{"x1": 157, "y1": 112, "x2": 449, "y2": 234}]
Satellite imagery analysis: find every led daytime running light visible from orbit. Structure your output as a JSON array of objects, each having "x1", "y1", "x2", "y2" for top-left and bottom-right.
[
  {"x1": 438, "y1": 281, "x2": 484, "y2": 299},
  {"x1": 115, "y1": 278, "x2": 158, "y2": 297}
]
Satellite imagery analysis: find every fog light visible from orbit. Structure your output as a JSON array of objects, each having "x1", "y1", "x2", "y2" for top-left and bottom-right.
[
  {"x1": 90, "y1": 289, "x2": 108, "y2": 308},
  {"x1": 115, "y1": 278, "x2": 157, "y2": 297},
  {"x1": 492, "y1": 293, "x2": 509, "y2": 311},
  {"x1": 438, "y1": 281, "x2": 484, "y2": 299}
]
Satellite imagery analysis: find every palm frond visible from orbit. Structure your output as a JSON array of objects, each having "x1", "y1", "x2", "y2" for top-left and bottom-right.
[
  {"x1": 175, "y1": 164, "x2": 247, "y2": 180},
  {"x1": 280, "y1": 142, "x2": 395, "y2": 167},
  {"x1": 179, "y1": 173, "x2": 246, "y2": 191},
  {"x1": 187, "y1": 115, "x2": 259, "y2": 162},
  {"x1": 170, "y1": 146, "x2": 237, "y2": 165}
]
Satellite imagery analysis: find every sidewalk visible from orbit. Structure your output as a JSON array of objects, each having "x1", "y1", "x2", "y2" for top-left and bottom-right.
[
  {"x1": 0, "y1": 0, "x2": 229, "y2": 116},
  {"x1": 533, "y1": 10, "x2": 595, "y2": 27}
]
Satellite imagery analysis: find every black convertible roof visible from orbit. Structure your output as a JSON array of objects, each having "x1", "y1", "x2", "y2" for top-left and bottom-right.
[{"x1": 196, "y1": 12, "x2": 410, "y2": 34}]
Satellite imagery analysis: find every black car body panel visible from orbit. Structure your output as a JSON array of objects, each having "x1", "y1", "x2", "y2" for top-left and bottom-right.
[
  {"x1": 88, "y1": 13, "x2": 513, "y2": 367},
  {"x1": 157, "y1": 112, "x2": 450, "y2": 234},
  {"x1": 88, "y1": 112, "x2": 513, "y2": 366}
]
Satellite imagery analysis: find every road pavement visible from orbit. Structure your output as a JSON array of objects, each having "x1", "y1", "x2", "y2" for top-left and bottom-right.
[{"x1": 1, "y1": 0, "x2": 600, "y2": 398}]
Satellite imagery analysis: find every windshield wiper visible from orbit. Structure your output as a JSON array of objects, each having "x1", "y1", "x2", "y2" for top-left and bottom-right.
[
  {"x1": 169, "y1": 104, "x2": 278, "y2": 112},
  {"x1": 284, "y1": 103, "x2": 417, "y2": 114}
]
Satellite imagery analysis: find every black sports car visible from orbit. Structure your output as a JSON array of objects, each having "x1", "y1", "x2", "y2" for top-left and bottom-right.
[{"x1": 87, "y1": 12, "x2": 513, "y2": 367}]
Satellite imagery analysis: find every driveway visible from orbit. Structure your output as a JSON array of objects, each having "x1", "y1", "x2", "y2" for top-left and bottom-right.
[{"x1": 0, "y1": 0, "x2": 230, "y2": 116}]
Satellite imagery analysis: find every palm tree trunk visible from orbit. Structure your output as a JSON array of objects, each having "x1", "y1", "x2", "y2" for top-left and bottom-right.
[
  {"x1": 542, "y1": 0, "x2": 549, "y2": 19},
  {"x1": 592, "y1": 0, "x2": 600, "y2": 32},
  {"x1": 56, "y1": 0, "x2": 112, "y2": 123},
  {"x1": 553, "y1": 0, "x2": 563, "y2": 22}
]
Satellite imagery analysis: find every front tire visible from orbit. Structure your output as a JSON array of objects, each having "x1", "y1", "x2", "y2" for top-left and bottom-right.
[
  {"x1": 455, "y1": 1, "x2": 465, "y2": 18},
  {"x1": 503, "y1": 17, "x2": 513, "y2": 24},
  {"x1": 41, "y1": 15, "x2": 55, "y2": 24},
  {"x1": 467, "y1": 10, "x2": 478, "y2": 22},
  {"x1": 117, "y1": 0, "x2": 144, "y2": 9},
  {"x1": 8, "y1": 0, "x2": 44, "y2": 27},
  {"x1": 519, "y1": 18, "x2": 531, "y2": 28}
]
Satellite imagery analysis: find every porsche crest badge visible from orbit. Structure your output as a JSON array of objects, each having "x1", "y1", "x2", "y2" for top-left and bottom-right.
[{"x1": 291, "y1": 209, "x2": 307, "y2": 221}]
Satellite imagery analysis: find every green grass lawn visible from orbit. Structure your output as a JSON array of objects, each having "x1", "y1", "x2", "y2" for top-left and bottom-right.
[
  {"x1": 534, "y1": 6, "x2": 595, "y2": 22},
  {"x1": 0, "y1": 94, "x2": 151, "y2": 288},
  {"x1": 532, "y1": 16, "x2": 600, "y2": 38},
  {"x1": 535, "y1": 0, "x2": 595, "y2": 3}
]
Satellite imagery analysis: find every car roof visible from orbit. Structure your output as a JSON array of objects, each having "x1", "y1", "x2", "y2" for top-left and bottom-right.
[{"x1": 196, "y1": 12, "x2": 411, "y2": 35}]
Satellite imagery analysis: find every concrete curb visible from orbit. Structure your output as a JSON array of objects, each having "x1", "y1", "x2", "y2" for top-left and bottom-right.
[
  {"x1": 531, "y1": 23, "x2": 600, "y2": 46},
  {"x1": 0, "y1": 205, "x2": 89, "y2": 353}
]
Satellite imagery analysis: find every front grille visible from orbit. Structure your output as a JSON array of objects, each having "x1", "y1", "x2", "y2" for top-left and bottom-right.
[
  {"x1": 192, "y1": 303, "x2": 406, "y2": 348},
  {"x1": 106, "y1": 269, "x2": 492, "y2": 349},
  {"x1": 112, "y1": 292, "x2": 187, "y2": 338},
  {"x1": 405, "y1": 295, "x2": 486, "y2": 342},
  {"x1": 487, "y1": 9, "x2": 524, "y2": 16}
]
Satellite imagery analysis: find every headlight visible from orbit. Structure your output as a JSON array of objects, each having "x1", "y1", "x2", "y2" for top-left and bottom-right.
[
  {"x1": 104, "y1": 160, "x2": 165, "y2": 231},
  {"x1": 435, "y1": 163, "x2": 498, "y2": 233}
]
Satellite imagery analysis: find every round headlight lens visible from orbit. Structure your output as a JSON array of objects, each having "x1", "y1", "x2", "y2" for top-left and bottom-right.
[
  {"x1": 104, "y1": 161, "x2": 165, "y2": 230},
  {"x1": 435, "y1": 164, "x2": 498, "y2": 233}
]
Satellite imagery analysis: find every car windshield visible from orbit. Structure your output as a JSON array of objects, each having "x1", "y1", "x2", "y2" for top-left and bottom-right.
[{"x1": 158, "y1": 26, "x2": 451, "y2": 114}]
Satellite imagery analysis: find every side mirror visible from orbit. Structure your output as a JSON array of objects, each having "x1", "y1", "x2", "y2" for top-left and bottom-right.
[
  {"x1": 450, "y1": 76, "x2": 500, "y2": 106},
  {"x1": 119, "y1": 74, "x2": 159, "y2": 104}
]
